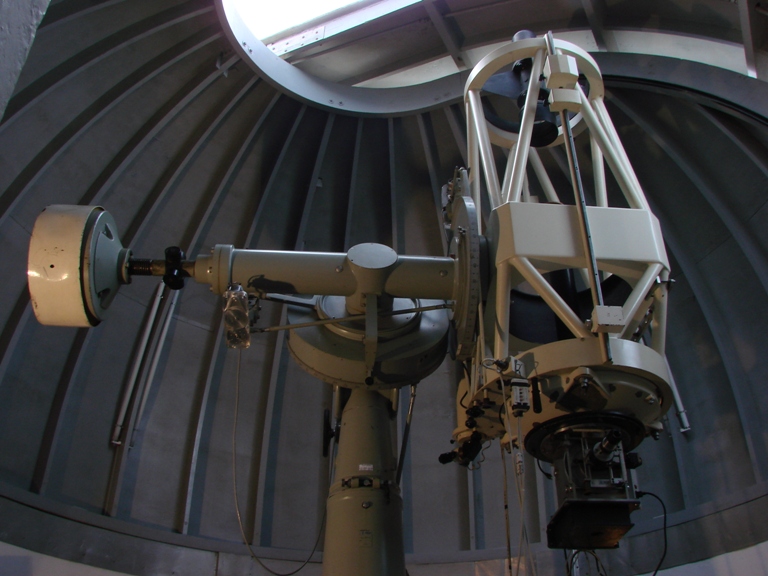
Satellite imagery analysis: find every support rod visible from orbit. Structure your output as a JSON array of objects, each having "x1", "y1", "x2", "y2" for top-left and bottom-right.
[
  {"x1": 510, "y1": 257, "x2": 592, "y2": 339},
  {"x1": 111, "y1": 281, "x2": 164, "y2": 445},
  {"x1": 396, "y1": 385, "x2": 417, "y2": 485},
  {"x1": 528, "y1": 148, "x2": 561, "y2": 203},
  {"x1": 665, "y1": 357, "x2": 691, "y2": 433},
  {"x1": 546, "y1": 32, "x2": 610, "y2": 362},
  {"x1": 506, "y1": 48, "x2": 545, "y2": 203},
  {"x1": 494, "y1": 262, "x2": 511, "y2": 360},
  {"x1": 255, "y1": 303, "x2": 451, "y2": 333},
  {"x1": 467, "y1": 89, "x2": 502, "y2": 208}
]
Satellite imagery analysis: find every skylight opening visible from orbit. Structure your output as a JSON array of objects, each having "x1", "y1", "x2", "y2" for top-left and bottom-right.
[
  {"x1": 231, "y1": 0, "x2": 422, "y2": 57},
  {"x1": 234, "y1": 0, "x2": 365, "y2": 40}
]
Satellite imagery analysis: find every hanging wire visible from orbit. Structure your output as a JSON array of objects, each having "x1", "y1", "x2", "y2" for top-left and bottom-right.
[
  {"x1": 468, "y1": 440, "x2": 491, "y2": 471},
  {"x1": 638, "y1": 491, "x2": 668, "y2": 576},
  {"x1": 514, "y1": 416, "x2": 537, "y2": 576},
  {"x1": 567, "y1": 549, "x2": 610, "y2": 576},
  {"x1": 500, "y1": 443, "x2": 514, "y2": 576},
  {"x1": 497, "y1": 366, "x2": 537, "y2": 576},
  {"x1": 586, "y1": 550, "x2": 609, "y2": 576},
  {"x1": 231, "y1": 349, "x2": 325, "y2": 576},
  {"x1": 536, "y1": 458, "x2": 553, "y2": 480}
]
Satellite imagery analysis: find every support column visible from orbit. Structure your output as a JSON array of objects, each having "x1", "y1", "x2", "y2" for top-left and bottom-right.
[{"x1": 323, "y1": 389, "x2": 405, "y2": 576}]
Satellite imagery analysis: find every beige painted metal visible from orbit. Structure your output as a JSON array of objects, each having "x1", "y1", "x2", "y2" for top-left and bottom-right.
[
  {"x1": 323, "y1": 389, "x2": 405, "y2": 576},
  {"x1": 194, "y1": 245, "x2": 456, "y2": 302}
]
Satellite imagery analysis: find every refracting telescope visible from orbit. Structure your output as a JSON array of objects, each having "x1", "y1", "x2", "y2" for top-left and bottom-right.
[{"x1": 27, "y1": 31, "x2": 688, "y2": 575}]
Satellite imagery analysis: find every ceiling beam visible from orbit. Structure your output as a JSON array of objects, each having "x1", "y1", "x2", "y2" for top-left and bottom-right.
[
  {"x1": 335, "y1": 47, "x2": 446, "y2": 86},
  {"x1": 738, "y1": 0, "x2": 768, "y2": 79},
  {"x1": 423, "y1": 0, "x2": 469, "y2": 69},
  {"x1": 442, "y1": 0, "x2": 513, "y2": 19},
  {"x1": 579, "y1": 0, "x2": 617, "y2": 52}
]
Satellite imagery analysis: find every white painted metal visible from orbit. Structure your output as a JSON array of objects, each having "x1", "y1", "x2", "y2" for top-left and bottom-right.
[
  {"x1": 509, "y1": 255, "x2": 593, "y2": 340},
  {"x1": 591, "y1": 134, "x2": 608, "y2": 207},
  {"x1": 528, "y1": 149, "x2": 560, "y2": 204},
  {"x1": 492, "y1": 203, "x2": 668, "y2": 277},
  {"x1": 505, "y1": 48, "x2": 544, "y2": 203},
  {"x1": 577, "y1": 87, "x2": 649, "y2": 210},
  {"x1": 467, "y1": 89, "x2": 501, "y2": 208},
  {"x1": 28, "y1": 205, "x2": 126, "y2": 327},
  {"x1": 595, "y1": 95, "x2": 653, "y2": 211},
  {"x1": 493, "y1": 262, "x2": 510, "y2": 360},
  {"x1": 459, "y1": 33, "x2": 691, "y2": 551},
  {"x1": 468, "y1": 35, "x2": 673, "y2": 356},
  {"x1": 619, "y1": 263, "x2": 664, "y2": 339}
]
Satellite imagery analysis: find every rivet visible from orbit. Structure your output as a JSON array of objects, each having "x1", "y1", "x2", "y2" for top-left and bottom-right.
[
  {"x1": 362, "y1": 501, "x2": 372, "y2": 509},
  {"x1": 439, "y1": 270, "x2": 447, "y2": 277},
  {"x1": 335, "y1": 265, "x2": 343, "y2": 273}
]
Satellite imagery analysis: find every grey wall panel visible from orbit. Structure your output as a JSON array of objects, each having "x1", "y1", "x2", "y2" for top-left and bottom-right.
[
  {"x1": 266, "y1": 356, "x2": 328, "y2": 550},
  {"x1": 15, "y1": 0, "x2": 203, "y2": 93},
  {"x1": 346, "y1": 118, "x2": 393, "y2": 248},
  {"x1": 3, "y1": 0, "x2": 768, "y2": 574},
  {"x1": 301, "y1": 114, "x2": 357, "y2": 253},
  {"x1": 0, "y1": 322, "x2": 76, "y2": 488},
  {"x1": 391, "y1": 115, "x2": 445, "y2": 257},
  {"x1": 409, "y1": 360, "x2": 470, "y2": 554},
  {"x1": 43, "y1": 295, "x2": 148, "y2": 509}
]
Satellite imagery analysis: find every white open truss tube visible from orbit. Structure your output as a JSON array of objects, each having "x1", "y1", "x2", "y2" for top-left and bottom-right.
[{"x1": 464, "y1": 34, "x2": 690, "y2": 432}]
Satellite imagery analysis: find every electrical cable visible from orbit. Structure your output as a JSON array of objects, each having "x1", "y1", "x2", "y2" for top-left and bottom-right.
[
  {"x1": 567, "y1": 549, "x2": 610, "y2": 576},
  {"x1": 232, "y1": 349, "x2": 325, "y2": 576},
  {"x1": 586, "y1": 550, "x2": 609, "y2": 576},
  {"x1": 396, "y1": 385, "x2": 417, "y2": 484},
  {"x1": 462, "y1": 361, "x2": 472, "y2": 381},
  {"x1": 637, "y1": 491, "x2": 667, "y2": 576},
  {"x1": 515, "y1": 415, "x2": 537, "y2": 576},
  {"x1": 468, "y1": 440, "x2": 491, "y2": 470},
  {"x1": 536, "y1": 458, "x2": 553, "y2": 480},
  {"x1": 500, "y1": 443, "x2": 514, "y2": 576},
  {"x1": 568, "y1": 551, "x2": 579, "y2": 576},
  {"x1": 498, "y1": 370, "x2": 536, "y2": 576}
]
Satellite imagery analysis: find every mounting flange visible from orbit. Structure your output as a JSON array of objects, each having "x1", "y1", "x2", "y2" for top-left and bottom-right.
[{"x1": 447, "y1": 192, "x2": 481, "y2": 360}]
